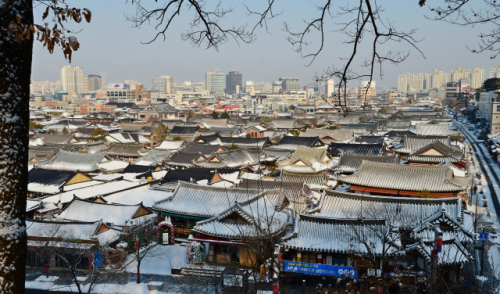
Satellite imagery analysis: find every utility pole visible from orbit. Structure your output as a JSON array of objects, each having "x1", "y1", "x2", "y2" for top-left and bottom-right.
[{"x1": 481, "y1": 228, "x2": 485, "y2": 277}]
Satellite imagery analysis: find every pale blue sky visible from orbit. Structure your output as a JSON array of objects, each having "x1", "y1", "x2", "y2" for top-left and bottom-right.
[{"x1": 31, "y1": 0, "x2": 498, "y2": 88}]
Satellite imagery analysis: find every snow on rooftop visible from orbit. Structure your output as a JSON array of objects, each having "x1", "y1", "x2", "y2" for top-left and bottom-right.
[{"x1": 41, "y1": 180, "x2": 141, "y2": 204}]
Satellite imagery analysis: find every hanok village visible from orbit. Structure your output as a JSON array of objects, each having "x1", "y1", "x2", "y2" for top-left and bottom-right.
[{"x1": 25, "y1": 106, "x2": 486, "y2": 292}]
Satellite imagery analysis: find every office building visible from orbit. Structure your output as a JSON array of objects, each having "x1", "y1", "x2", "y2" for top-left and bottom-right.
[
  {"x1": 152, "y1": 75, "x2": 173, "y2": 94},
  {"x1": 226, "y1": 71, "x2": 242, "y2": 95},
  {"x1": 30, "y1": 80, "x2": 63, "y2": 94},
  {"x1": 279, "y1": 77, "x2": 300, "y2": 91},
  {"x1": 205, "y1": 69, "x2": 225, "y2": 93},
  {"x1": 60, "y1": 66, "x2": 84, "y2": 94}
]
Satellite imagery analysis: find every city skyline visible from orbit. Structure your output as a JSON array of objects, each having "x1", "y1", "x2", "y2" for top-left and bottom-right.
[{"x1": 30, "y1": 0, "x2": 498, "y2": 89}]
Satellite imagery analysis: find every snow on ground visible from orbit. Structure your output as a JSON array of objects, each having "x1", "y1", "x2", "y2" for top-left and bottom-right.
[
  {"x1": 123, "y1": 243, "x2": 187, "y2": 275},
  {"x1": 460, "y1": 122, "x2": 500, "y2": 280},
  {"x1": 25, "y1": 276, "x2": 60, "y2": 290}
]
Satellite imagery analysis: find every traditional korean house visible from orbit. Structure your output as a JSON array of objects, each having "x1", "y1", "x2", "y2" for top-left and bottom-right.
[
  {"x1": 106, "y1": 132, "x2": 151, "y2": 144},
  {"x1": 277, "y1": 146, "x2": 331, "y2": 173},
  {"x1": 280, "y1": 190, "x2": 474, "y2": 278},
  {"x1": 333, "y1": 154, "x2": 399, "y2": 175},
  {"x1": 190, "y1": 193, "x2": 291, "y2": 266},
  {"x1": 168, "y1": 126, "x2": 200, "y2": 141},
  {"x1": 134, "y1": 149, "x2": 172, "y2": 166},
  {"x1": 28, "y1": 169, "x2": 95, "y2": 198},
  {"x1": 37, "y1": 150, "x2": 107, "y2": 172},
  {"x1": 404, "y1": 140, "x2": 465, "y2": 166},
  {"x1": 84, "y1": 112, "x2": 114, "y2": 124},
  {"x1": 264, "y1": 119, "x2": 303, "y2": 130},
  {"x1": 153, "y1": 168, "x2": 242, "y2": 191},
  {"x1": 280, "y1": 171, "x2": 329, "y2": 191},
  {"x1": 239, "y1": 179, "x2": 320, "y2": 213},
  {"x1": 193, "y1": 149, "x2": 259, "y2": 169},
  {"x1": 411, "y1": 124, "x2": 459, "y2": 137},
  {"x1": 340, "y1": 160, "x2": 469, "y2": 198},
  {"x1": 152, "y1": 182, "x2": 280, "y2": 238},
  {"x1": 156, "y1": 140, "x2": 186, "y2": 151},
  {"x1": 166, "y1": 151, "x2": 206, "y2": 169},
  {"x1": 299, "y1": 129, "x2": 354, "y2": 143},
  {"x1": 181, "y1": 142, "x2": 226, "y2": 156},
  {"x1": 129, "y1": 103, "x2": 179, "y2": 121},
  {"x1": 273, "y1": 136, "x2": 325, "y2": 150},
  {"x1": 329, "y1": 142, "x2": 386, "y2": 157},
  {"x1": 194, "y1": 133, "x2": 272, "y2": 149},
  {"x1": 104, "y1": 143, "x2": 147, "y2": 162},
  {"x1": 26, "y1": 220, "x2": 120, "y2": 269},
  {"x1": 56, "y1": 196, "x2": 155, "y2": 229},
  {"x1": 394, "y1": 135, "x2": 451, "y2": 156}
]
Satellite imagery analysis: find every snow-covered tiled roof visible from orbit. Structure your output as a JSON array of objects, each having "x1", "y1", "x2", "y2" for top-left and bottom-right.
[
  {"x1": 333, "y1": 154, "x2": 398, "y2": 173},
  {"x1": 395, "y1": 135, "x2": 450, "y2": 154},
  {"x1": 278, "y1": 146, "x2": 331, "y2": 173},
  {"x1": 283, "y1": 214, "x2": 399, "y2": 255},
  {"x1": 280, "y1": 171, "x2": 328, "y2": 191},
  {"x1": 311, "y1": 190, "x2": 463, "y2": 229},
  {"x1": 37, "y1": 150, "x2": 105, "y2": 172},
  {"x1": 411, "y1": 124, "x2": 459, "y2": 136},
  {"x1": 153, "y1": 182, "x2": 280, "y2": 218},
  {"x1": 329, "y1": 142, "x2": 385, "y2": 157},
  {"x1": 404, "y1": 140, "x2": 463, "y2": 163},
  {"x1": 340, "y1": 161, "x2": 468, "y2": 192},
  {"x1": 27, "y1": 219, "x2": 104, "y2": 248},
  {"x1": 194, "y1": 149, "x2": 258, "y2": 168},
  {"x1": 56, "y1": 197, "x2": 153, "y2": 227},
  {"x1": 156, "y1": 140, "x2": 186, "y2": 151},
  {"x1": 192, "y1": 193, "x2": 289, "y2": 239},
  {"x1": 41, "y1": 180, "x2": 142, "y2": 204},
  {"x1": 98, "y1": 160, "x2": 130, "y2": 172}
]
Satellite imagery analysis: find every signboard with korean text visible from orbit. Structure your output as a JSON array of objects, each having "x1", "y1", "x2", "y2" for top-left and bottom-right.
[{"x1": 284, "y1": 261, "x2": 358, "y2": 278}]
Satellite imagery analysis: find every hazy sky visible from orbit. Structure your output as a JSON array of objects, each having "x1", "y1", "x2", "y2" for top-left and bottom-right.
[{"x1": 31, "y1": 0, "x2": 499, "y2": 88}]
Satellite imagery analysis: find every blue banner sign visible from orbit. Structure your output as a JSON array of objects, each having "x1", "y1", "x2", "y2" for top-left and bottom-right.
[{"x1": 284, "y1": 261, "x2": 358, "y2": 278}]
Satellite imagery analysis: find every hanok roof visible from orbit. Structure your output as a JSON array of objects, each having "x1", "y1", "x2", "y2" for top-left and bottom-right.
[
  {"x1": 329, "y1": 142, "x2": 385, "y2": 156},
  {"x1": 344, "y1": 123, "x2": 378, "y2": 132},
  {"x1": 57, "y1": 197, "x2": 153, "y2": 227},
  {"x1": 170, "y1": 126, "x2": 199, "y2": 135},
  {"x1": 283, "y1": 215, "x2": 395, "y2": 255},
  {"x1": 387, "y1": 120, "x2": 412, "y2": 129},
  {"x1": 411, "y1": 124, "x2": 459, "y2": 136},
  {"x1": 354, "y1": 136, "x2": 385, "y2": 144},
  {"x1": 341, "y1": 160, "x2": 468, "y2": 192},
  {"x1": 274, "y1": 136, "x2": 324, "y2": 150},
  {"x1": 135, "y1": 149, "x2": 171, "y2": 165},
  {"x1": 218, "y1": 137, "x2": 271, "y2": 148},
  {"x1": 26, "y1": 220, "x2": 109, "y2": 248},
  {"x1": 156, "y1": 140, "x2": 186, "y2": 151},
  {"x1": 37, "y1": 150, "x2": 105, "y2": 172},
  {"x1": 192, "y1": 193, "x2": 289, "y2": 240},
  {"x1": 107, "y1": 132, "x2": 150, "y2": 144},
  {"x1": 28, "y1": 169, "x2": 89, "y2": 194},
  {"x1": 406, "y1": 239, "x2": 471, "y2": 266},
  {"x1": 199, "y1": 119, "x2": 231, "y2": 129},
  {"x1": 80, "y1": 142, "x2": 110, "y2": 154},
  {"x1": 299, "y1": 129, "x2": 354, "y2": 143},
  {"x1": 404, "y1": 140, "x2": 464, "y2": 163},
  {"x1": 262, "y1": 148, "x2": 294, "y2": 161},
  {"x1": 153, "y1": 182, "x2": 280, "y2": 218},
  {"x1": 194, "y1": 149, "x2": 258, "y2": 168},
  {"x1": 333, "y1": 154, "x2": 399, "y2": 173},
  {"x1": 266, "y1": 119, "x2": 302, "y2": 129},
  {"x1": 280, "y1": 171, "x2": 328, "y2": 191},
  {"x1": 167, "y1": 151, "x2": 206, "y2": 167},
  {"x1": 97, "y1": 160, "x2": 129, "y2": 173},
  {"x1": 149, "y1": 103, "x2": 178, "y2": 113},
  {"x1": 311, "y1": 190, "x2": 463, "y2": 229},
  {"x1": 181, "y1": 142, "x2": 226, "y2": 156},
  {"x1": 28, "y1": 149, "x2": 55, "y2": 162},
  {"x1": 120, "y1": 164, "x2": 159, "y2": 174},
  {"x1": 278, "y1": 146, "x2": 331, "y2": 173},
  {"x1": 33, "y1": 134, "x2": 74, "y2": 145},
  {"x1": 395, "y1": 135, "x2": 450, "y2": 154},
  {"x1": 158, "y1": 168, "x2": 241, "y2": 186},
  {"x1": 239, "y1": 179, "x2": 318, "y2": 213},
  {"x1": 105, "y1": 143, "x2": 145, "y2": 157}
]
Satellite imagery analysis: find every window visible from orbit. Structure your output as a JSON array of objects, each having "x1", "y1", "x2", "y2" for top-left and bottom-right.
[{"x1": 497, "y1": 105, "x2": 500, "y2": 111}]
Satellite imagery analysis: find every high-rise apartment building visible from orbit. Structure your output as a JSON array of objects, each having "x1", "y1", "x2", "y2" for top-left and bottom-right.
[
  {"x1": 60, "y1": 66, "x2": 84, "y2": 94},
  {"x1": 152, "y1": 75, "x2": 173, "y2": 94},
  {"x1": 205, "y1": 70, "x2": 225, "y2": 93},
  {"x1": 397, "y1": 67, "x2": 485, "y2": 92},
  {"x1": 279, "y1": 77, "x2": 300, "y2": 91},
  {"x1": 125, "y1": 79, "x2": 138, "y2": 90},
  {"x1": 85, "y1": 75, "x2": 102, "y2": 92},
  {"x1": 226, "y1": 71, "x2": 243, "y2": 95}
]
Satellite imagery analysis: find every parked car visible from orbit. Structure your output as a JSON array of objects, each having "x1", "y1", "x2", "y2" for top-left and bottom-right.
[{"x1": 468, "y1": 126, "x2": 474, "y2": 131}]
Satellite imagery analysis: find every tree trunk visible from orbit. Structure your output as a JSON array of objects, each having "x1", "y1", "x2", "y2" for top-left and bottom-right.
[
  {"x1": 137, "y1": 258, "x2": 141, "y2": 283},
  {"x1": 0, "y1": 0, "x2": 33, "y2": 292}
]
